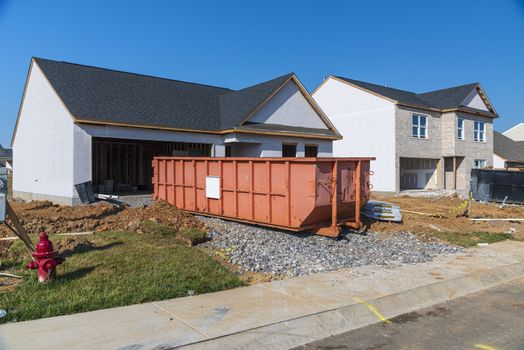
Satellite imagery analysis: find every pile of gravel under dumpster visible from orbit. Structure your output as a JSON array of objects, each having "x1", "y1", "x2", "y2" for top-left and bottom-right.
[{"x1": 199, "y1": 216, "x2": 462, "y2": 277}]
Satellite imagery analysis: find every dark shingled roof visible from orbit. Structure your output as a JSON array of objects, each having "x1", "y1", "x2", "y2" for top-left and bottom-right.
[
  {"x1": 418, "y1": 83, "x2": 479, "y2": 109},
  {"x1": 0, "y1": 145, "x2": 12, "y2": 159},
  {"x1": 34, "y1": 58, "x2": 334, "y2": 137},
  {"x1": 335, "y1": 77, "x2": 496, "y2": 117},
  {"x1": 494, "y1": 132, "x2": 524, "y2": 162},
  {"x1": 219, "y1": 73, "x2": 294, "y2": 129}
]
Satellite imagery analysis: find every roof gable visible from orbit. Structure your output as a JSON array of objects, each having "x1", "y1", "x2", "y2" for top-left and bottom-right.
[
  {"x1": 245, "y1": 80, "x2": 329, "y2": 130},
  {"x1": 219, "y1": 73, "x2": 293, "y2": 129},
  {"x1": 331, "y1": 76, "x2": 497, "y2": 117}
]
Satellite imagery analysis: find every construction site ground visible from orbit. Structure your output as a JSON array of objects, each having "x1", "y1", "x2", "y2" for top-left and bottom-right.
[
  {"x1": 1, "y1": 195, "x2": 523, "y2": 253},
  {"x1": 367, "y1": 194, "x2": 524, "y2": 243}
]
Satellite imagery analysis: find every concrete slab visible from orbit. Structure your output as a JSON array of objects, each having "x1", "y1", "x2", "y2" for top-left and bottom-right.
[
  {"x1": 154, "y1": 284, "x2": 326, "y2": 338},
  {"x1": 0, "y1": 303, "x2": 206, "y2": 350}
]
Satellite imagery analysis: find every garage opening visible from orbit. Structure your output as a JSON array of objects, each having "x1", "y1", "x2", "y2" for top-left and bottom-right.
[
  {"x1": 400, "y1": 157, "x2": 439, "y2": 190},
  {"x1": 92, "y1": 138, "x2": 212, "y2": 194}
]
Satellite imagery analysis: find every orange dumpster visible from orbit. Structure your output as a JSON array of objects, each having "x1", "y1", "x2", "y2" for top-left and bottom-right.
[{"x1": 152, "y1": 157, "x2": 374, "y2": 237}]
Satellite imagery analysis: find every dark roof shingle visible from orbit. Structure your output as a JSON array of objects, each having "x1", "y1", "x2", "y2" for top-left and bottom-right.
[
  {"x1": 335, "y1": 76, "x2": 496, "y2": 117},
  {"x1": 34, "y1": 58, "x2": 335, "y2": 137},
  {"x1": 494, "y1": 132, "x2": 524, "y2": 162}
]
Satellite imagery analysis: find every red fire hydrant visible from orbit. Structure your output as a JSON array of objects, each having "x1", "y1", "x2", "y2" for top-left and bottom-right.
[{"x1": 27, "y1": 232, "x2": 65, "y2": 282}]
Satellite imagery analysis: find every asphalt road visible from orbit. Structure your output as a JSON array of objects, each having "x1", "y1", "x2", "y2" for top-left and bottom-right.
[{"x1": 294, "y1": 278, "x2": 524, "y2": 350}]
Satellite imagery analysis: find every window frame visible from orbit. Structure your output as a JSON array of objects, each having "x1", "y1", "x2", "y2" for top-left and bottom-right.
[
  {"x1": 304, "y1": 144, "x2": 318, "y2": 157},
  {"x1": 474, "y1": 159, "x2": 486, "y2": 169},
  {"x1": 457, "y1": 117, "x2": 464, "y2": 140},
  {"x1": 412, "y1": 114, "x2": 428, "y2": 139},
  {"x1": 474, "y1": 121, "x2": 486, "y2": 143},
  {"x1": 282, "y1": 143, "x2": 297, "y2": 157}
]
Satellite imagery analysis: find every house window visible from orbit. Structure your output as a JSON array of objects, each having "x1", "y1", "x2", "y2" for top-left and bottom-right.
[
  {"x1": 474, "y1": 159, "x2": 486, "y2": 169},
  {"x1": 282, "y1": 144, "x2": 297, "y2": 157},
  {"x1": 412, "y1": 114, "x2": 427, "y2": 139},
  {"x1": 457, "y1": 118, "x2": 464, "y2": 140},
  {"x1": 474, "y1": 121, "x2": 485, "y2": 142},
  {"x1": 304, "y1": 145, "x2": 318, "y2": 157},
  {"x1": 225, "y1": 145, "x2": 232, "y2": 157}
]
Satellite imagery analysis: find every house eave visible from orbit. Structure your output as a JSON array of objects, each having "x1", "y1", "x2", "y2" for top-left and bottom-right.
[{"x1": 75, "y1": 119, "x2": 341, "y2": 140}]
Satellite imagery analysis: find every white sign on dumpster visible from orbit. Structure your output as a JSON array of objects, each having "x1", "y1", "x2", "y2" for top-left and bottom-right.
[{"x1": 206, "y1": 176, "x2": 221, "y2": 199}]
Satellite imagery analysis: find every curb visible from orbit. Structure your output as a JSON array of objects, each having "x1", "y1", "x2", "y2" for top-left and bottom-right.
[{"x1": 176, "y1": 262, "x2": 524, "y2": 350}]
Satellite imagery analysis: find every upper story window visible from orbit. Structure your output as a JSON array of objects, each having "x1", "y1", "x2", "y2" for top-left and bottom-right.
[
  {"x1": 412, "y1": 114, "x2": 427, "y2": 139},
  {"x1": 457, "y1": 118, "x2": 464, "y2": 140},
  {"x1": 474, "y1": 121, "x2": 486, "y2": 142}
]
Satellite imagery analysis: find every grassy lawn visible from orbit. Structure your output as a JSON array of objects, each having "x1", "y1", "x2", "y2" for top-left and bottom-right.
[
  {"x1": 423, "y1": 231, "x2": 514, "y2": 247},
  {"x1": 0, "y1": 228, "x2": 243, "y2": 323}
]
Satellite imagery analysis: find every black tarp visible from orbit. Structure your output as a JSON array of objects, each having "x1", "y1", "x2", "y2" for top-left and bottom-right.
[{"x1": 470, "y1": 169, "x2": 524, "y2": 204}]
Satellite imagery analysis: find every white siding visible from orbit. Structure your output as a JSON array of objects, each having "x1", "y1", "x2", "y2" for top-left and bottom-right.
[
  {"x1": 493, "y1": 154, "x2": 506, "y2": 169},
  {"x1": 313, "y1": 78, "x2": 396, "y2": 192},
  {"x1": 224, "y1": 133, "x2": 332, "y2": 157},
  {"x1": 12, "y1": 61, "x2": 76, "y2": 204},
  {"x1": 503, "y1": 123, "x2": 524, "y2": 141},
  {"x1": 248, "y1": 80, "x2": 328, "y2": 129},
  {"x1": 463, "y1": 89, "x2": 489, "y2": 111}
]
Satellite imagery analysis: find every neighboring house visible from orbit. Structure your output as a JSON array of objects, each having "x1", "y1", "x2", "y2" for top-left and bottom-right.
[
  {"x1": 0, "y1": 144, "x2": 13, "y2": 172},
  {"x1": 313, "y1": 76, "x2": 498, "y2": 196},
  {"x1": 493, "y1": 131, "x2": 524, "y2": 170},
  {"x1": 12, "y1": 57, "x2": 340, "y2": 205},
  {"x1": 503, "y1": 122, "x2": 524, "y2": 141}
]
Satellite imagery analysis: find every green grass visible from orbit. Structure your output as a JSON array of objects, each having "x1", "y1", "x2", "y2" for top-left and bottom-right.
[
  {"x1": 426, "y1": 231, "x2": 513, "y2": 247},
  {"x1": 0, "y1": 230, "x2": 243, "y2": 323}
]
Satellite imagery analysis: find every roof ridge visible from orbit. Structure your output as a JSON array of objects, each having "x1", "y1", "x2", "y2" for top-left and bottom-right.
[
  {"x1": 417, "y1": 82, "x2": 478, "y2": 96},
  {"x1": 335, "y1": 76, "x2": 417, "y2": 94},
  {"x1": 222, "y1": 73, "x2": 294, "y2": 96},
  {"x1": 33, "y1": 57, "x2": 234, "y2": 92}
]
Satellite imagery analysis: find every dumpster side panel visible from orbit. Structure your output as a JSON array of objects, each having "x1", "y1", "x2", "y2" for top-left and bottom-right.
[
  {"x1": 290, "y1": 162, "x2": 317, "y2": 227},
  {"x1": 152, "y1": 157, "x2": 373, "y2": 233}
]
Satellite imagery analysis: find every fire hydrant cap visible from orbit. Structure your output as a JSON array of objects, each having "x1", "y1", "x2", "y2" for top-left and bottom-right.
[{"x1": 35, "y1": 231, "x2": 54, "y2": 254}]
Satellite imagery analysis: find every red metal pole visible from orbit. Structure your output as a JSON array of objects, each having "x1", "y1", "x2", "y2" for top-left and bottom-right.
[
  {"x1": 355, "y1": 160, "x2": 362, "y2": 228},
  {"x1": 331, "y1": 160, "x2": 338, "y2": 231}
]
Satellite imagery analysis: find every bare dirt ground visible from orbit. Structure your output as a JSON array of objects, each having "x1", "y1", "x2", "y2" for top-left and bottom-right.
[
  {"x1": 0, "y1": 200, "x2": 205, "y2": 253},
  {"x1": 368, "y1": 194, "x2": 524, "y2": 239}
]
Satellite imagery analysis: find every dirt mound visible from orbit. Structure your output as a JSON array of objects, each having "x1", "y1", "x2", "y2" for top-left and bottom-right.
[
  {"x1": 1, "y1": 201, "x2": 122, "y2": 236},
  {"x1": 0, "y1": 200, "x2": 206, "y2": 239},
  {"x1": 97, "y1": 201, "x2": 206, "y2": 232}
]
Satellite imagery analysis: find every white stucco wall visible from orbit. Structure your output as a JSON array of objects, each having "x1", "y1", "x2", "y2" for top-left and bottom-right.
[
  {"x1": 503, "y1": 123, "x2": 524, "y2": 141},
  {"x1": 493, "y1": 154, "x2": 506, "y2": 169},
  {"x1": 12, "y1": 61, "x2": 77, "y2": 204},
  {"x1": 463, "y1": 89, "x2": 489, "y2": 111},
  {"x1": 248, "y1": 80, "x2": 328, "y2": 129},
  {"x1": 224, "y1": 133, "x2": 332, "y2": 157},
  {"x1": 313, "y1": 78, "x2": 396, "y2": 192}
]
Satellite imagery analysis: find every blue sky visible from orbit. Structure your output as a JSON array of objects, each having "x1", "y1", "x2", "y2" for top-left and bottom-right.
[{"x1": 0, "y1": 0, "x2": 523, "y2": 147}]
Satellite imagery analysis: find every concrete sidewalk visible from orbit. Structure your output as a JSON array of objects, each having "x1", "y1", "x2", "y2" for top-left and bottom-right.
[{"x1": 1, "y1": 241, "x2": 523, "y2": 350}]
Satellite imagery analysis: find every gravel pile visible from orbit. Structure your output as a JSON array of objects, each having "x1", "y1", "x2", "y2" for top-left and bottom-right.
[{"x1": 199, "y1": 216, "x2": 462, "y2": 277}]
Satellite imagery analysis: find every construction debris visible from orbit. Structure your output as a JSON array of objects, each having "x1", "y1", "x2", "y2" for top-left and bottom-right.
[
  {"x1": 400, "y1": 210, "x2": 446, "y2": 218},
  {"x1": 363, "y1": 201, "x2": 402, "y2": 222},
  {"x1": 454, "y1": 193, "x2": 473, "y2": 218}
]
